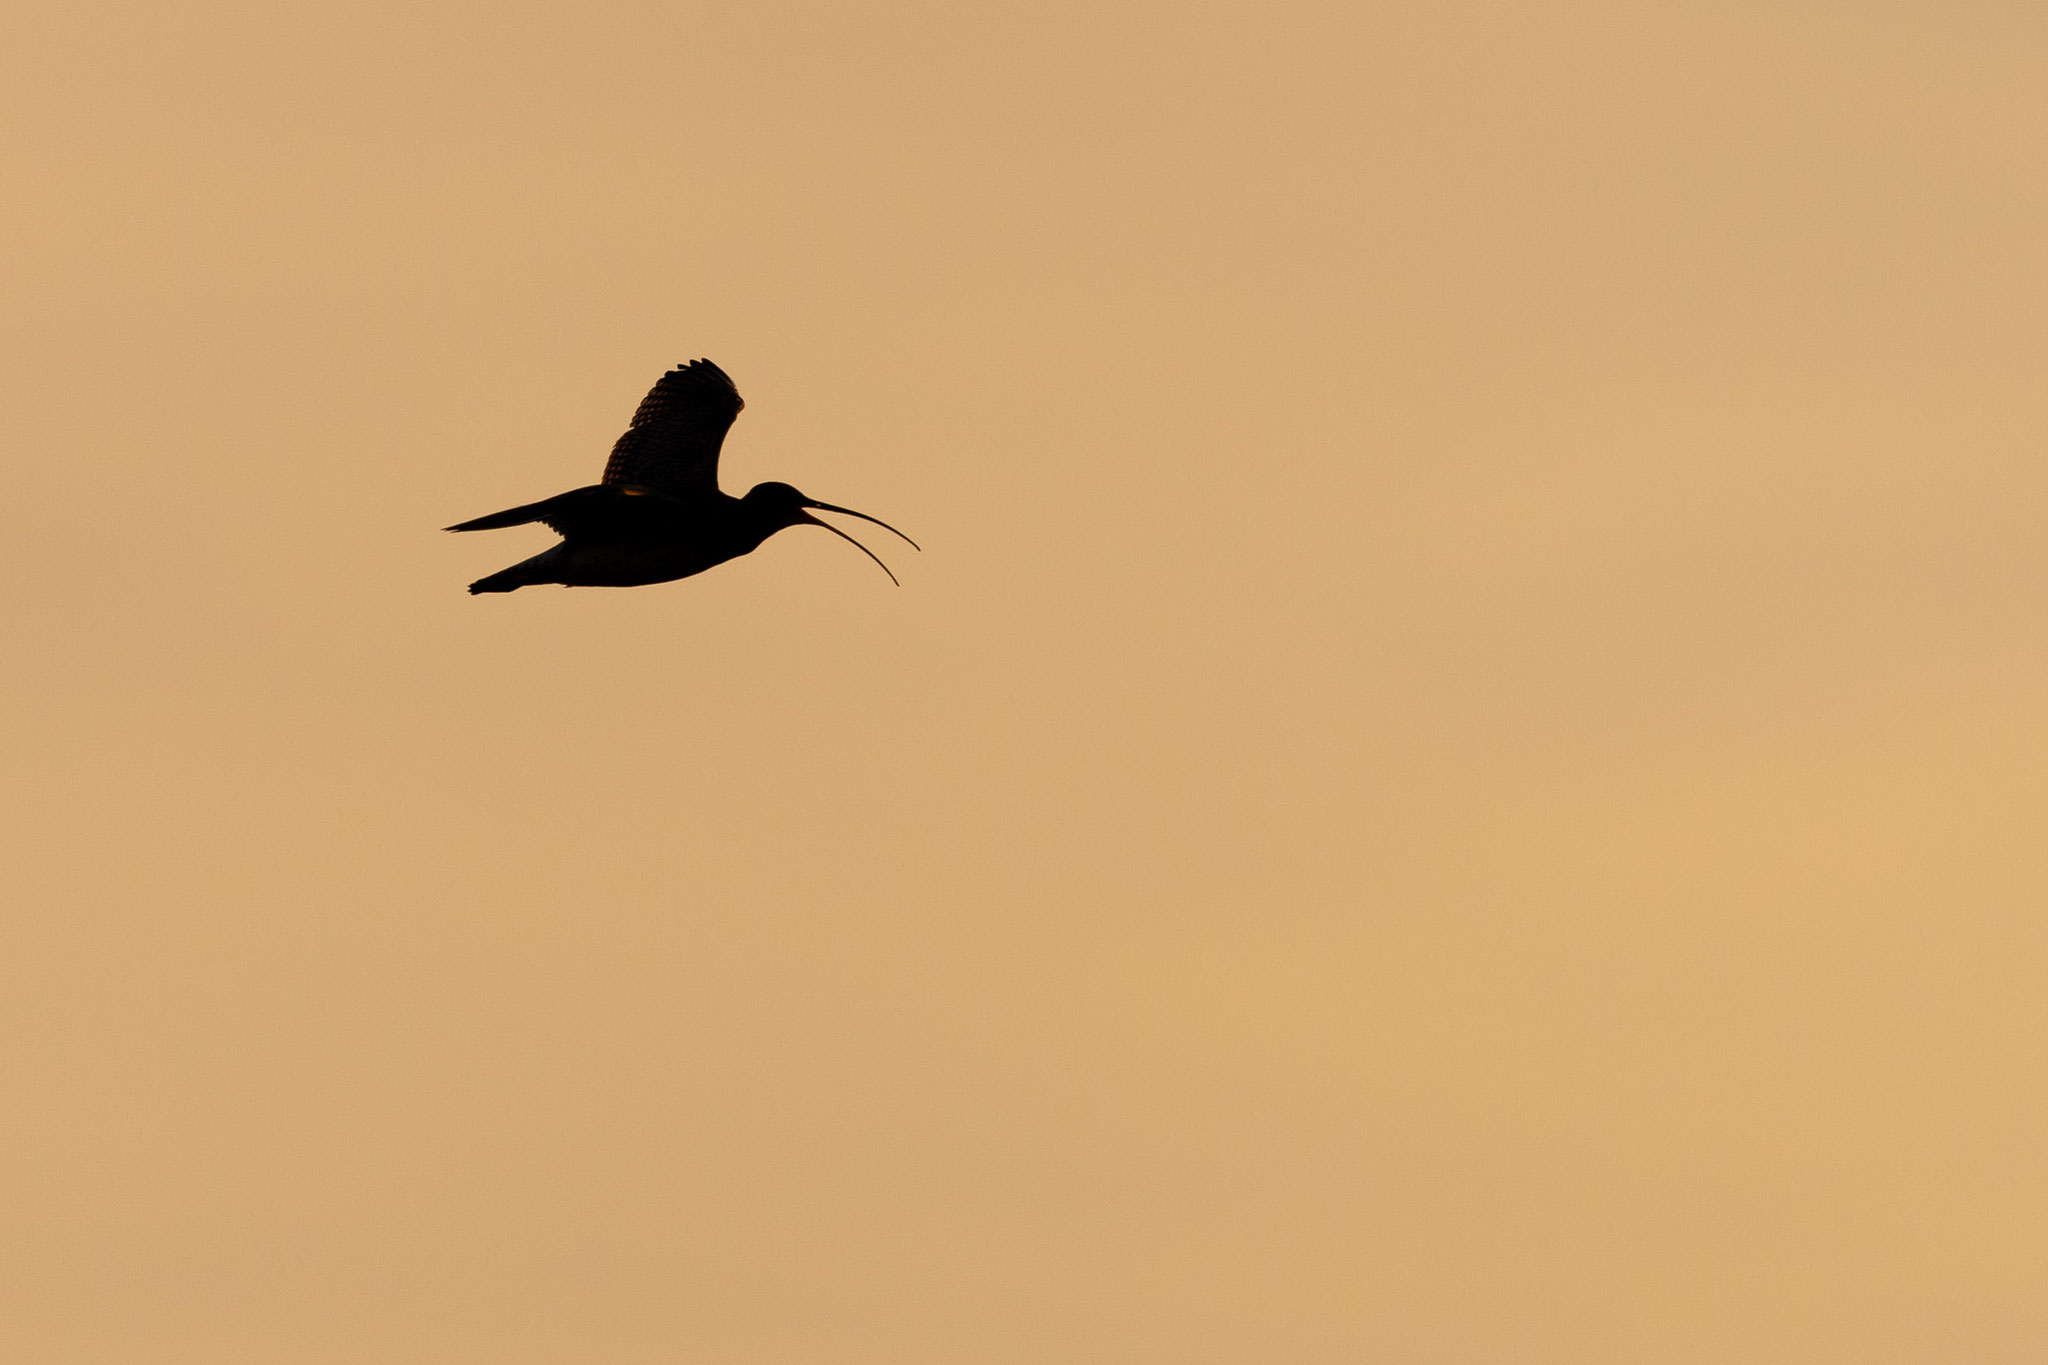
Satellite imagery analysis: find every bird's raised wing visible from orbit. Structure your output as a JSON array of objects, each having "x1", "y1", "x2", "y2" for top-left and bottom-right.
[{"x1": 600, "y1": 359, "x2": 744, "y2": 499}]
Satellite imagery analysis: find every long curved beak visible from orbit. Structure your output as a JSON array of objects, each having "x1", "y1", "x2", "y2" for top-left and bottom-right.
[
  {"x1": 798, "y1": 511, "x2": 903, "y2": 586},
  {"x1": 804, "y1": 500, "x2": 921, "y2": 552}
]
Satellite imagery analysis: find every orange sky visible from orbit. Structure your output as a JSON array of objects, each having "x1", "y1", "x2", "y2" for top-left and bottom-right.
[{"x1": 6, "y1": 1, "x2": 2047, "y2": 1359}]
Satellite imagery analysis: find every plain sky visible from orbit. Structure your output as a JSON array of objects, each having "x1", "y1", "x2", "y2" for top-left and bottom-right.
[{"x1": 5, "y1": 1, "x2": 2048, "y2": 1360}]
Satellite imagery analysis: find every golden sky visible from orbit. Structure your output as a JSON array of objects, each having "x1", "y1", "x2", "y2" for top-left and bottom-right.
[{"x1": 6, "y1": 1, "x2": 2047, "y2": 1359}]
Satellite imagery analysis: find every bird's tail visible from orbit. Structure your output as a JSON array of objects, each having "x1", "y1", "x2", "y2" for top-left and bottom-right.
[{"x1": 446, "y1": 497, "x2": 560, "y2": 533}]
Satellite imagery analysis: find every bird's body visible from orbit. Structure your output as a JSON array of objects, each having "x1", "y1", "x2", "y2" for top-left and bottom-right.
[
  {"x1": 448, "y1": 360, "x2": 915, "y2": 594},
  {"x1": 458, "y1": 484, "x2": 797, "y2": 592}
]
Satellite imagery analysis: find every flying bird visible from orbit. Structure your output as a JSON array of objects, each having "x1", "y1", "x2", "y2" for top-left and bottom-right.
[{"x1": 447, "y1": 359, "x2": 917, "y2": 594}]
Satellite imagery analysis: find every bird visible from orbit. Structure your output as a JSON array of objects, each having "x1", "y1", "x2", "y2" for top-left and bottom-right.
[{"x1": 447, "y1": 359, "x2": 917, "y2": 594}]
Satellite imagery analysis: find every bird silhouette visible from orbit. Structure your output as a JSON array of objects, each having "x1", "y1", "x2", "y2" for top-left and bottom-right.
[{"x1": 447, "y1": 359, "x2": 917, "y2": 594}]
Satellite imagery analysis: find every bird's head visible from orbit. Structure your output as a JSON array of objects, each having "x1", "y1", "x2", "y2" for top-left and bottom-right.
[{"x1": 742, "y1": 481, "x2": 920, "y2": 585}]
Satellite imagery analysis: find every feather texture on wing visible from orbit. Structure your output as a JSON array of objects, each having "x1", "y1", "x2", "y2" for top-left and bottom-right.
[{"x1": 599, "y1": 359, "x2": 745, "y2": 499}]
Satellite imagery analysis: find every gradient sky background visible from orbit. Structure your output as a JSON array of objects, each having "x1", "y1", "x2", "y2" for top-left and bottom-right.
[{"x1": 6, "y1": 1, "x2": 2048, "y2": 1360}]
